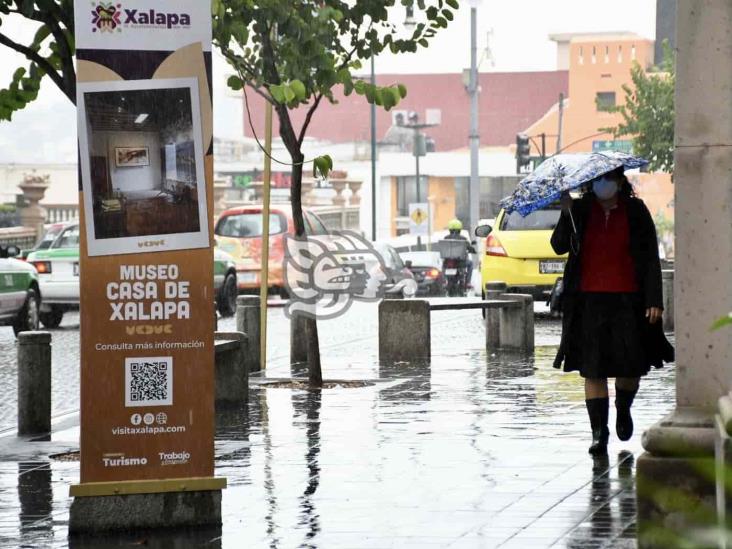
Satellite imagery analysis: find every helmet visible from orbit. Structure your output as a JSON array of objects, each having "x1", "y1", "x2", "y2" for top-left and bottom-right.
[{"x1": 447, "y1": 219, "x2": 463, "y2": 231}]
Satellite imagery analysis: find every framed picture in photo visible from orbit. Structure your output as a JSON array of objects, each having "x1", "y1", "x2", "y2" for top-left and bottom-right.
[
  {"x1": 77, "y1": 77, "x2": 209, "y2": 257},
  {"x1": 115, "y1": 146, "x2": 150, "y2": 167}
]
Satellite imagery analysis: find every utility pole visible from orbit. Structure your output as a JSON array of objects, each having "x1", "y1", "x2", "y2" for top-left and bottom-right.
[
  {"x1": 468, "y1": 1, "x2": 480, "y2": 234},
  {"x1": 556, "y1": 92, "x2": 564, "y2": 154},
  {"x1": 370, "y1": 56, "x2": 377, "y2": 241}
]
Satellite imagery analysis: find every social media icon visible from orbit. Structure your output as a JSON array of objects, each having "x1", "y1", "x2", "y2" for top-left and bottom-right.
[
  {"x1": 130, "y1": 413, "x2": 142, "y2": 426},
  {"x1": 156, "y1": 412, "x2": 168, "y2": 425},
  {"x1": 143, "y1": 413, "x2": 155, "y2": 425}
]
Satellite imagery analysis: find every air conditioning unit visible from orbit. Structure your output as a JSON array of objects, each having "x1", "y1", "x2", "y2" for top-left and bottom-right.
[{"x1": 391, "y1": 110, "x2": 407, "y2": 126}]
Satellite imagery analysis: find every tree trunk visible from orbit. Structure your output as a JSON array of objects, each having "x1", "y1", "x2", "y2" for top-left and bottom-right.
[{"x1": 277, "y1": 106, "x2": 324, "y2": 388}]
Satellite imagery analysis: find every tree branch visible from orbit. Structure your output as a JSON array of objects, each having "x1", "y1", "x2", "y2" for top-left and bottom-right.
[
  {"x1": 0, "y1": 30, "x2": 69, "y2": 100},
  {"x1": 298, "y1": 93, "x2": 324, "y2": 146}
]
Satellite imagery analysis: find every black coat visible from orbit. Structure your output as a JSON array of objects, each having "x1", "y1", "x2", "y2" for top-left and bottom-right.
[{"x1": 550, "y1": 194, "x2": 674, "y2": 371}]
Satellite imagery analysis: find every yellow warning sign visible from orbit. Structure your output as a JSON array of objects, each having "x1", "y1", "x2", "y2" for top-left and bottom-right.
[{"x1": 410, "y1": 208, "x2": 428, "y2": 225}]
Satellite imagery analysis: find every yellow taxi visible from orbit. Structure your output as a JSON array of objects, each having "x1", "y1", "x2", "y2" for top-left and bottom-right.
[{"x1": 475, "y1": 205, "x2": 567, "y2": 300}]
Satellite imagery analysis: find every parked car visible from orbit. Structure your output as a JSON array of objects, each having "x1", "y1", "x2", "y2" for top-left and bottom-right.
[
  {"x1": 373, "y1": 243, "x2": 418, "y2": 298},
  {"x1": 27, "y1": 222, "x2": 239, "y2": 327},
  {"x1": 475, "y1": 205, "x2": 567, "y2": 301},
  {"x1": 0, "y1": 244, "x2": 40, "y2": 335},
  {"x1": 214, "y1": 205, "x2": 331, "y2": 296},
  {"x1": 400, "y1": 251, "x2": 446, "y2": 296},
  {"x1": 19, "y1": 222, "x2": 71, "y2": 259}
]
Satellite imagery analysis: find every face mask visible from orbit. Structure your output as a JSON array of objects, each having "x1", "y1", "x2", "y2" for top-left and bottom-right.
[{"x1": 592, "y1": 177, "x2": 618, "y2": 200}]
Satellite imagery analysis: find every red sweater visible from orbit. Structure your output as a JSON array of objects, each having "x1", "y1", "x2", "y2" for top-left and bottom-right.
[{"x1": 580, "y1": 199, "x2": 639, "y2": 293}]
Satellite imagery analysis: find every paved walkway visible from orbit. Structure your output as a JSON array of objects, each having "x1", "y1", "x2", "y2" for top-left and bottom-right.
[{"x1": 0, "y1": 303, "x2": 675, "y2": 548}]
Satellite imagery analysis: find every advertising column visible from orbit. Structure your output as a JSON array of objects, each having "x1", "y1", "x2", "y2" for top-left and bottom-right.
[{"x1": 70, "y1": 0, "x2": 224, "y2": 530}]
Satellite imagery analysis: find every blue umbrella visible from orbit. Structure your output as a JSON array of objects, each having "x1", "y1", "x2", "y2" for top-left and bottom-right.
[{"x1": 500, "y1": 151, "x2": 649, "y2": 218}]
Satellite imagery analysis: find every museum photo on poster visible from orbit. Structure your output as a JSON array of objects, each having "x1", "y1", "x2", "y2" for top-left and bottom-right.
[{"x1": 78, "y1": 78, "x2": 209, "y2": 256}]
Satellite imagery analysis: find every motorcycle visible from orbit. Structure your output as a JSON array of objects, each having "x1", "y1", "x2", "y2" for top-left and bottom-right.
[{"x1": 438, "y1": 239, "x2": 470, "y2": 297}]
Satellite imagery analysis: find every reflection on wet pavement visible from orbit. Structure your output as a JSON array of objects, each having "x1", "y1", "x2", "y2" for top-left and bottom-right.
[{"x1": 0, "y1": 302, "x2": 675, "y2": 547}]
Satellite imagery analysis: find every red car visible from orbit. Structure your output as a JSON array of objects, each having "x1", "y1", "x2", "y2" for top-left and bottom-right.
[{"x1": 214, "y1": 205, "x2": 330, "y2": 295}]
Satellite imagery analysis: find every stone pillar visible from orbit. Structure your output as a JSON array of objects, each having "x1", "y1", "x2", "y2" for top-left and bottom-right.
[
  {"x1": 301, "y1": 178, "x2": 316, "y2": 206},
  {"x1": 497, "y1": 294, "x2": 534, "y2": 352},
  {"x1": 236, "y1": 296, "x2": 260, "y2": 373},
  {"x1": 347, "y1": 180, "x2": 362, "y2": 206},
  {"x1": 17, "y1": 332, "x2": 51, "y2": 435},
  {"x1": 18, "y1": 173, "x2": 49, "y2": 246},
  {"x1": 378, "y1": 299, "x2": 431, "y2": 362},
  {"x1": 484, "y1": 281, "x2": 507, "y2": 350},
  {"x1": 662, "y1": 269, "x2": 674, "y2": 332},
  {"x1": 330, "y1": 179, "x2": 348, "y2": 207},
  {"x1": 214, "y1": 332, "x2": 248, "y2": 405},
  {"x1": 637, "y1": 2, "x2": 732, "y2": 545}
]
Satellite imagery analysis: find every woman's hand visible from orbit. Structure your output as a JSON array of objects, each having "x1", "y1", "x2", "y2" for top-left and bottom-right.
[
  {"x1": 646, "y1": 307, "x2": 663, "y2": 324},
  {"x1": 560, "y1": 192, "x2": 573, "y2": 213}
]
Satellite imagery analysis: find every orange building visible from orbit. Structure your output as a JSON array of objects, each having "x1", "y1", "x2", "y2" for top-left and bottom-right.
[{"x1": 526, "y1": 32, "x2": 675, "y2": 257}]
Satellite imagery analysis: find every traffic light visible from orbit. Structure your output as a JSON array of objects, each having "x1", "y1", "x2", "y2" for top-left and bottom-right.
[{"x1": 516, "y1": 133, "x2": 531, "y2": 173}]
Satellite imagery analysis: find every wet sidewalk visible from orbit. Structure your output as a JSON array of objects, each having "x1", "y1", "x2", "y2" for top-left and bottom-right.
[{"x1": 0, "y1": 304, "x2": 675, "y2": 548}]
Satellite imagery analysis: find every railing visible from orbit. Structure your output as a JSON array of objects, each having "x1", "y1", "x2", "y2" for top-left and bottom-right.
[
  {"x1": 0, "y1": 226, "x2": 37, "y2": 250},
  {"x1": 312, "y1": 205, "x2": 360, "y2": 232},
  {"x1": 44, "y1": 204, "x2": 79, "y2": 224}
]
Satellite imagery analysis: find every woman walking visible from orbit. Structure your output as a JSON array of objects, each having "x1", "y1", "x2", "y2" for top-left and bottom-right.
[{"x1": 551, "y1": 167, "x2": 674, "y2": 456}]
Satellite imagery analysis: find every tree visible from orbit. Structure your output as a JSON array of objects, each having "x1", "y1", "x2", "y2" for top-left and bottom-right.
[
  {"x1": 0, "y1": 0, "x2": 75, "y2": 120},
  {"x1": 602, "y1": 42, "x2": 675, "y2": 173},
  {"x1": 213, "y1": 0, "x2": 457, "y2": 386}
]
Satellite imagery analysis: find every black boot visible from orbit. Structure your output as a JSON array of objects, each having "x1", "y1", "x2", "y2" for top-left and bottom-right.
[
  {"x1": 615, "y1": 389, "x2": 637, "y2": 441},
  {"x1": 585, "y1": 398, "x2": 609, "y2": 455}
]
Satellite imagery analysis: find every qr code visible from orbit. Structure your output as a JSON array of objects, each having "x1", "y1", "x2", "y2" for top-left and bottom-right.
[{"x1": 125, "y1": 357, "x2": 173, "y2": 407}]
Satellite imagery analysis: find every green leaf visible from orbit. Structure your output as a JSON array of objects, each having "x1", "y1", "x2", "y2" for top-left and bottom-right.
[
  {"x1": 354, "y1": 80, "x2": 366, "y2": 95},
  {"x1": 446, "y1": 0, "x2": 459, "y2": 8},
  {"x1": 712, "y1": 313, "x2": 732, "y2": 331},
  {"x1": 290, "y1": 79, "x2": 307, "y2": 101},
  {"x1": 397, "y1": 84, "x2": 407, "y2": 99},
  {"x1": 441, "y1": 9, "x2": 454, "y2": 21},
  {"x1": 226, "y1": 75, "x2": 243, "y2": 91},
  {"x1": 270, "y1": 84, "x2": 286, "y2": 104},
  {"x1": 283, "y1": 85, "x2": 296, "y2": 103}
]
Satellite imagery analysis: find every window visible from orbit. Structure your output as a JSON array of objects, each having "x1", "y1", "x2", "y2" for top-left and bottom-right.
[
  {"x1": 604, "y1": 46, "x2": 610, "y2": 63},
  {"x1": 632, "y1": 44, "x2": 636, "y2": 60},
  {"x1": 592, "y1": 46, "x2": 596, "y2": 64},
  {"x1": 215, "y1": 212, "x2": 285, "y2": 238},
  {"x1": 596, "y1": 92, "x2": 616, "y2": 112},
  {"x1": 396, "y1": 176, "x2": 428, "y2": 217},
  {"x1": 54, "y1": 226, "x2": 80, "y2": 249},
  {"x1": 500, "y1": 207, "x2": 561, "y2": 232},
  {"x1": 618, "y1": 45, "x2": 623, "y2": 63},
  {"x1": 579, "y1": 46, "x2": 584, "y2": 65},
  {"x1": 305, "y1": 212, "x2": 328, "y2": 235}
]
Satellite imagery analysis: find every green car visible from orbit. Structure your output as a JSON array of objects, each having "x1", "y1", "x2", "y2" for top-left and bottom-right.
[
  {"x1": 27, "y1": 222, "x2": 239, "y2": 328},
  {"x1": 0, "y1": 244, "x2": 41, "y2": 336}
]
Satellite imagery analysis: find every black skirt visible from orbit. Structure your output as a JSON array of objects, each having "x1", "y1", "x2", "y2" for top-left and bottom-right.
[{"x1": 563, "y1": 292, "x2": 650, "y2": 379}]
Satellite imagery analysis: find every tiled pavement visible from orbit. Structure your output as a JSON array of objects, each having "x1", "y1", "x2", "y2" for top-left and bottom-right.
[{"x1": 0, "y1": 303, "x2": 675, "y2": 548}]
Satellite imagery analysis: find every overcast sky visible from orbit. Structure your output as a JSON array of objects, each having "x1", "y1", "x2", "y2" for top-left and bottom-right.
[{"x1": 0, "y1": 0, "x2": 656, "y2": 164}]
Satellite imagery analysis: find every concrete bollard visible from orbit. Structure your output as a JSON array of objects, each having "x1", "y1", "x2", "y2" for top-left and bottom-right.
[
  {"x1": 496, "y1": 293, "x2": 534, "y2": 352},
  {"x1": 17, "y1": 331, "x2": 51, "y2": 435},
  {"x1": 290, "y1": 313, "x2": 309, "y2": 365},
  {"x1": 662, "y1": 269, "x2": 674, "y2": 332},
  {"x1": 214, "y1": 332, "x2": 248, "y2": 405},
  {"x1": 236, "y1": 296, "x2": 260, "y2": 373},
  {"x1": 378, "y1": 299, "x2": 431, "y2": 362},
  {"x1": 484, "y1": 281, "x2": 508, "y2": 350}
]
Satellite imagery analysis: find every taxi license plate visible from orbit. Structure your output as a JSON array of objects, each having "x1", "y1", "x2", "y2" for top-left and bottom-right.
[
  {"x1": 539, "y1": 260, "x2": 565, "y2": 274},
  {"x1": 73, "y1": 263, "x2": 79, "y2": 276},
  {"x1": 445, "y1": 268, "x2": 458, "y2": 276}
]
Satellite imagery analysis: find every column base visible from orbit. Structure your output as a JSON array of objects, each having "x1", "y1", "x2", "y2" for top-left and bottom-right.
[
  {"x1": 69, "y1": 477, "x2": 225, "y2": 534},
  {"x1": 637, "y1": 408, "x2": 718, "y2": 549}
]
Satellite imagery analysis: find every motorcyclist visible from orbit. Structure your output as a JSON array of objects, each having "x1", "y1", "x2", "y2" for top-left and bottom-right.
[{"x1": 444, "y1": 219, "x2": 475, "y2": 289}]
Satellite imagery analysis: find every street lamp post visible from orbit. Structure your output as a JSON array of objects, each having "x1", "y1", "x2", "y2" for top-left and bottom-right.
[{"x1": 468, "y1": 0, "x2": 482, "y2": 236}]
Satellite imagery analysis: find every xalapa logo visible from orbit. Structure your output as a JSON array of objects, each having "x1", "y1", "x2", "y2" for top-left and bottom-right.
[
  {"x1": 91, "y1": 2, "x2": 122, "y2": 33},
  {"x1": 102, "y1": 453, "x2": 147, "y2": 467}
]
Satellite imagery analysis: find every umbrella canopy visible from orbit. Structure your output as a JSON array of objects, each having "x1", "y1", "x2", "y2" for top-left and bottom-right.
[{"x1": 500, "y1": 151, "x2": 649, "y2": 217}]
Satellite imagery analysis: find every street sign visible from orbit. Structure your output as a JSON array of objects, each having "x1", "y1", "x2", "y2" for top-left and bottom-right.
[
  {"x1": 592, "y1": 140, "x2": 633, "y2": 154},
  {"x1": 409, "y1": 203, "x2": 430, "y2": 236},
  {"x1": 72, "y1": 0, "x2": 222, "y2": 494}
]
